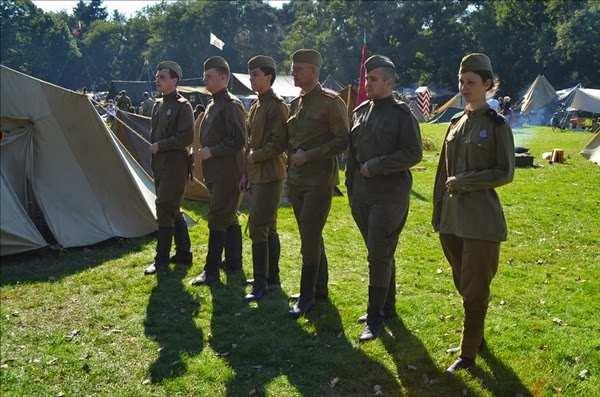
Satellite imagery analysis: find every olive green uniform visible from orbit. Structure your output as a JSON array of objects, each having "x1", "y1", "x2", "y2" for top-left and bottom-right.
[
  {"x1": 286, "y1": 83, "x2": 349, "y2": 303},
  {"x1": 151, "y1": 91, "x2": 194, "y2": 228},
  {"x1": 432, "y1": 106, "x2": 515, "y2": 359},
  {"x1": 199, "y1": 88, "x2": 246, "y2": 231},
  {"x1": 347, "y1": 95, "x2": 422, "y2": 323},
  {"x1": 246, "y1": 88, "x2": 288, "y2": 242}
]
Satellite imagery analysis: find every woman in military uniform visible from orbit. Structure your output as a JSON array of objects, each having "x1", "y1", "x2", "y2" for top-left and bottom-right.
[{"x1": 432, "y1": 53, "x2": 515, "y2": 372}]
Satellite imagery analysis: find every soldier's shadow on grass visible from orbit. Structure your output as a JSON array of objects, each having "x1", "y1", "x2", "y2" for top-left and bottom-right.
[
  {"x1": 144, "y1": 262, "x2": 203, "y2": 383},
  {"x1": 0, "y1": 236, "x2": 152, "y2": 287},
  {"x1": 470, "y1": 346, "x2": 533, "y2": 396},
  {"x1": 209, "y1": 279, "x2": 404, "y2": 396},
  {"x1": 381, "y1": 317, "x2": 474, "y2": 396}
]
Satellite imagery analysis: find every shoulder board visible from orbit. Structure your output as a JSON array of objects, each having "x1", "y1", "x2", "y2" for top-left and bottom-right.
[
  {"x1": 177, "y1": 96, "x2": 187, "y2": 103},
  {"x1": 320, "y1": 88, "x2": 339, "y2": 99},
  {"x1": 450, "y1": 111, "x2": 465, "y2": 124},
  {"x1": 353, "y1": 99, "x2": 370, "y2": 113},
  {"x1": 390, "y1": 100, "x2": 411, "y2": 113},
  {"x1": 290, "y1": 96, "x2": 301, "y2": 104},
  {"x1": 487, "y1": 108, "x2": 506, "y2": 125}
]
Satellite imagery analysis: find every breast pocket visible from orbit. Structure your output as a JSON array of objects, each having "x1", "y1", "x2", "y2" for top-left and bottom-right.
[{"x1": 466, "y1": 134, "x2": 494, "y2": 169}]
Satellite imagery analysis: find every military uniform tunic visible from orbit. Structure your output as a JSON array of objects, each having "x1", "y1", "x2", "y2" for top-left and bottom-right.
[
  {"x1": 346, "y1": 96, "x2": 422, "y2": 289},
  {"x1": 246, "y1": 88, "x2": 288, "y2": 242},
  {"x1": 432, "y1": 105, "x2": 514, "y2": 359},
  {"x1": 285, "y1": 83, "x2": 349, "y2": 266},
  {"x1": 150, "y1": 91, "x2": 194, "y2": 228},
  {"x1": 199, "y1": 88, "x2": 247, "y2": 231}
]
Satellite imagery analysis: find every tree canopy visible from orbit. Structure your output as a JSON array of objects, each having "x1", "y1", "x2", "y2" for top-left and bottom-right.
[{"x1": 1, "y1": 0, "x2": 598, "y2": 97}]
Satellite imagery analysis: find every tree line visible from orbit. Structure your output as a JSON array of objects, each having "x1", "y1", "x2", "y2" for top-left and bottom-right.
[{"x1": 1, "y1": 0, "x2": 598, "y2": 98}]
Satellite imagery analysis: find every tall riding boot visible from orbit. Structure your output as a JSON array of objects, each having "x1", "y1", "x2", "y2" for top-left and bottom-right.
[
  {"x1": 267, "y1": 232, "x2": 281, "y2": 290},
  {"x1": 383, "y1": 260, "x2": 397, "y2": 318},
  {"x1": 359, "y1": 286, "x2": 388, "y2": 342},
  {"x1": 223, "y1": 224, "x2": 243, "y2": 274},
  {"x1": 170, "y1": 214, "x2": 192, "y2": 265},
  {"x1": 145, "y1": 227, "x2": 174, "y2": 275},
  {"x1": 316, "y1": 240, "x2": 329, "y2": 300},
  {"x1": 189, "y1": 229, "x2": 224, "y2": 285},
  {"x1": 245, "y1": 242, "x2": 268, "y2": 301},
  {"x1": 288, "y1": 265, "x2": 317, "y2": 318}
]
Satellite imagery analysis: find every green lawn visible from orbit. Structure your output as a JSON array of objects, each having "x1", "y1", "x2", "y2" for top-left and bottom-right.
[{"x1": 1, "y1": 125, "x2": 599, "y2": 396}]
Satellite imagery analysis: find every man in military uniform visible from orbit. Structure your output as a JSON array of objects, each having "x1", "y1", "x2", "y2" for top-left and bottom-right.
[
  {"x1": 242, "y1": 55, "x2": 289, "y2": 301},
  {"x1": 116, "y1": 90, "x2": 132, "y2": 111},
  {"x1": 286, "y1": 49, "x2": 349, "y2": 317},
  {"x1": 432, "y1": 53, "x2": 514, "y2": 372},
  {"x1": 144, "y1": 61, "x2": 195, "y2": 275},
  {"x1": 190, "y1": 56, "x2": 246, "y2": 285},
  {"x1": 346, "y1": 55, "x2": 423, "y2": 341},
  {"x1": 140, "y1": 92, "x2": 155, "y2": 117}
]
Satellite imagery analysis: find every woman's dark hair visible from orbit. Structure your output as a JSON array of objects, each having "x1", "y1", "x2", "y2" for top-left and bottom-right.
[
  {"x1": 259, "y1": 66, "x2": 276, "y2": 85},
  {"x1": 473, "y1": 70, "x2": 500, "y2": 92}
]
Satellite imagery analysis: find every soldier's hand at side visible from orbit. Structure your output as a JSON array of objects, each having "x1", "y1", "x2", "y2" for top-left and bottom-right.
[
  {"x1": 248, "y1": 149, "x2": 256, "y2": 163},
  {"x1": 360, "y1": 163, "x2": 371, "y2": 178},
  {"x1": 199, "y1": 147, "x2": 212, "y2": 160},
  {"x1": 291, "y1": 149, "x2": 307, "y2": 167},
  {"x1": 446, "y1": 176, "x2": 459, "y2": 193},
  {"x1": 150, "y1": 143, "x2": 159, "y2": 154}
]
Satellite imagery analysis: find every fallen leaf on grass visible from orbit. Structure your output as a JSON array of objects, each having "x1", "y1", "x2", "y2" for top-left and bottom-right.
[
  {"x1": 142, "y1": 379, "x2": 150, "y2": 385},
  {"x1": 65, "y1": 329, "x2": 80, "y2": 341},
  {"x1": 579, "y1": 369, "x2": 590, "y2": 380},
  {"x1": 552, "y1": 317, "x2": 563, "y2": 326},
  {"x1": 446, "y1": 347, "x2": 460, "y2": 354}
]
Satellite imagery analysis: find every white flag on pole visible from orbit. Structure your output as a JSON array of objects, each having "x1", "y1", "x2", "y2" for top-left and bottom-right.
[{"x1": 210, "y1": 32, "x2": 225, "y2": 50}]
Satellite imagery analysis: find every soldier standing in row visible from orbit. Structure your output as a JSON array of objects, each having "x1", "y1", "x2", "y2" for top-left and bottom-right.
[
  {"x1": 286, "y1": 49, "x2": 349, "y2": 317},
  {"x1": 241, "y1": 55, "x2": 289, "y2": 301},
  {"x1": 190, "y1": 56, "x2": 247, "y2": 285},
  {"x1": 346, "y1": 55, "x2": 423, "y2": 341},
  {"x1": 144, "y1": 61, "x2": 194, "y2": 275},
  {"x1": 140, "y1": 91, "x2": 155, "y2": 117},
  {"x1": 432, "y1": 53, "x2": 514, "y2": 372}
]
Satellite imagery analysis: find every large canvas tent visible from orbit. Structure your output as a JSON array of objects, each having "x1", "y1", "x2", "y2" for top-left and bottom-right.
[
  {"x1": 1, "y1": 66, "x2": 157, "y2": 256},
  {"x1": 580, "y1": 132, "x2": 600, "y2": 164},
  {"x1": 230, "y1": 73, "x2": 300, "y2": 100},
  {"x1": 429, "y1": 93, "x2": 465, "y2": 123},
  {"x1": 112, "y1": 109, "x2": 210, "y2": 201},
  {"x1": 561, "y1": 88, "x2": 600, "y2": 114},
  {"x1": 520, "y1": 75, "x2": 557, "y2": 114}
]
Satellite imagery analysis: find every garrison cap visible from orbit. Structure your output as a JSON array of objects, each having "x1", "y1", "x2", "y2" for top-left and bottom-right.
[
  {"x1": 291, "y1": 49, "x2": 322, "y2": 68},
  {"x1": 248, "y1": 55, "x2": 276, "y2": 70},
  {"x1": 459, "y1": 53, "x2": 493, "y2": 75},
  {"x1": 156, "y1": 60, "x2": 183, "y2": 80},
  {"x1": 204, "y1": 56, "x2": 230, "y2": 73},
  {"x1": 365, "y1": 55, "x2": 395, "y2": 73}
]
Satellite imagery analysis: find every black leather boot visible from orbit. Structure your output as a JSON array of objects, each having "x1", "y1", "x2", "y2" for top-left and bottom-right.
[
  {"x1": 359, "y1": 286, "x2": 388, "y2": 342},
  {"x1": 267, "y1": 232, "x2": 281, "y2": 290},
  {"x1": 170, "y1": 214, "x2": 192, "y2": 265},
  {"x1": 145, "y1": 227, "x2": 173, "y2": 275},
  {"x1": 288, "y1": 265, "x2": 317, "y2": 318},
  {"x1": 189, "y1": 229, "x2": 224, "y2": 285},
  {"x1": 245, "y1": 242, "x2": 268, "y2": 301},
  {"x1": 223, "y1": 224, "x2": 243, "y2": 274}
]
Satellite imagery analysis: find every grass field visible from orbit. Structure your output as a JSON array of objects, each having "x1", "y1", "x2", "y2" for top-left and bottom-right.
[{"x1": 1, "y1": 125, "x2": 599, "y2": 396}]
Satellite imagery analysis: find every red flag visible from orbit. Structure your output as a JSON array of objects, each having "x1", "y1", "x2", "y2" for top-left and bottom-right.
[{"x1": 356, "y1": 33, "x2": 368, "y2": 105}]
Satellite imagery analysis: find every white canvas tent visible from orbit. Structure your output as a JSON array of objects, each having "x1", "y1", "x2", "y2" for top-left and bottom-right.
[
  {"x1": 520, "y1": 75, "x2": 557, "y2": 114},
  {"x1": 1, "y1": 66, "x2": 157, "y2": 256},
  {"x1": 231, "y1": 73, "x2": 300, "y2": 99},
  {"x1": 580, "y1": 132, "x2": 600, "y2": 165},
  {"x1": 563, "y1": 88, "x2": 600, "y2": 114}
]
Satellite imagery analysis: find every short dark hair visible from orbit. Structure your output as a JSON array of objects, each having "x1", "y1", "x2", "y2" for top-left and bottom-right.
[
  {"x1": 259, "y1": 66, "x2": 276, "y2": 85},
  {"x1": 472, "y1": 70, "x2": 499, "y2": 92}
]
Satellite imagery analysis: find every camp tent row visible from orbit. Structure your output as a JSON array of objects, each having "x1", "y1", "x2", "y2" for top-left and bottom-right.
[{"x1": 1, "y1": 66, "x2": 157, "y2": 256}]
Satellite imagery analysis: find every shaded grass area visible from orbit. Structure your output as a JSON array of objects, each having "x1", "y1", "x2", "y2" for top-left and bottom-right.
[{"x1": 1, "y1": 125, "x2": 599, "y2": 396}]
